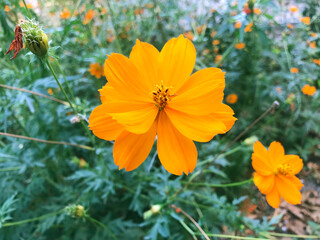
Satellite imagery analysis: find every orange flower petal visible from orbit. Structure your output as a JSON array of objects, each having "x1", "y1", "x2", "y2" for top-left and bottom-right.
[
  {"x1": 253, "y1": 173, "x2": 275, "y2": 194},
  {"x1": 157, "y1": 112, "x2": 197, "y2": 175},
  {"x1": 129, "y1": 39, "x2": 160, "y2": 91},
  {"x1": 209, "y1": 104, "x2": 237, "y2": 132},
  {"x1": 277, "y1": 175, "x2": 302, "y2": 205},
  {"x1": 282, "y1": 155, "x2": 303, "y2": 175},
  {"x1": 165, "y1": 108, "x2": 226, "y2": 142},
  {"x1": 268, "y1": 141, "x2": 285, "y2": 168},
  {"x1": 252, "y1": 141, "x2": 273, "y2": 175},
  {"x1": 158, "y1": 35, "x2": 196, "y2": 92},
  {"x1": 113, "y1": 121, "x2": 157, "y2": 171},
  {"x1": 266, "y1": 186, "x2": 281, "y2": 208},
  {"x1": 104, "y1": 53, "x2": 151, "y2": 101},
  {"x1": 88, "y1": 104, "x2": 124, "y2": 141},
  {"x1": 110, "y1": 106, "x2": 158, "y2": 134},
  {"x1": 170, "y1": 68, "x2": 225, "y2": 115}
]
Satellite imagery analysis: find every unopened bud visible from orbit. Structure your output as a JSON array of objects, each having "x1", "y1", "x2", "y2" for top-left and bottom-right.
[
  {"x1": 143, "y1": 204, "x2": 162, "y2": 219},
  {"x1": 65, "y1": 204, "x2": 86, "y2": 218},
  {"x1": 19, "y1": 19, "x2": 49, "y2": 57},
  {"x1": 243, "y1": 136, "x2": 258, "y2": 146}
]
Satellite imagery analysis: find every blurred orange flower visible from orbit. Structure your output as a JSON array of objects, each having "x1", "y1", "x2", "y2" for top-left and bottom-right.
[
  {"x1": 289, "y1": 6, "x2": 299, "y2": 13},
  {"x1": 290, "y1": 68, "x2": 299, "y2": 73},
  {"x1": 244, "y1": 22, "x2": 253, "y2": 33},
  {"x1": 197, "y1": 25, "x2": 205, "y2": 34},
  {"x1": 212, "y1": 39, "x2": 220, "y2": 45},
  {"x1": 4, "y1": 5, "x2": 11, "y2": 12},
  {"x1": 107, "y1": 35, "x2": 115, "y2": 43},
  {"x1": 234, "y1": 21, "x2": 242, "y2": 29},
  {"x1": 313, "y1": 59, "x2": 320, "y2": 66},
  {"x1": 311, "y1": 32, "x2": 318, "y2": 38},
  {"x1": 226, "y1": 94, "x2": 238, "y2": 104},
  {"x1": 230, "y1": 11, "x2": 238, "y2": 16},
  {"x1": 60, "y1": 8, "x2": 71, "y2": 19},
  {"x1": 287, "y1": 24, "x2": 294, "y2": 29},
  {"x1": 252, "y1": 141, "x2": 303, "y2": 208},
  {"x1": 308, "y1": 41, "x2": 316, "y2": 49},
  {"x1": 89, "y1": 63, "x2": 104, "y2": 78},
  {"x1": 47, "y1": 88, "x2": 53, "y2": 95},
  {"x1": 253, "y1": 8, "x2": 261, "y2": 15},
  {"x1": 83, "y1": 10, "x2": 95, "y2": 25},
  {"x1": 183, "y1": 31, "x2": 194, "y2": 41},
  {"x1": 101, "y1": 8, "x2": 107, "y2": 14},
  {"x1": 235, "y1": 43, "x2": 245, "y2": 49},
  {"x1": 19, "y1": 1, "x2": 33, "y2": 8},
  {"x1": 301, "y1": 84, "x2": 316, "y2": 96},
  {"x1": 215, "y1": 55, "x2": 222, "y2": 64},
  {"x1": 88, "y1": 35, "x2": 236, "y2": 175},
  {"x1": 300, "y1": 17, "x2": 310, "y2": 25},
  {"x1": 243, "y1": 4, "x2": 251, "y2": 15},
  {"x1": 211, "y1": 30, "x2": 217, "y2": 38}
]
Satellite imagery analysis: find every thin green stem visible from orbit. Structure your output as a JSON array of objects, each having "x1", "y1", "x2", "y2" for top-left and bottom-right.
[
  {"x1": 0, "y1": 166, "x2": 21, "y2": 172},
  {"x1": 55, "y1": 60, "x2": 76, "y2": 104},
  {"x1": 22, "y1": 0, "x2": 32, "y2": 19},
  {"x1": 262, "y1": 232, "x2": 319, "y2": 239},
  {"x1": 45, "y1": 58, "x2": 94, "y2": 144},
  {"x1": 214, "y1": 40, "x2": 237, "y2": 67},
  {"x1": 195, "y1": 233, "x2": 267, "y2": 240},
  {"x1": 2, "y1": 209, "x2": 64, "y2": 227},
  {"x1": 86, "y1": 215, "x2": 117, "y2": 240},
  {"x1": 181, "y1": 178, "x2": 253, "y2": 188}
]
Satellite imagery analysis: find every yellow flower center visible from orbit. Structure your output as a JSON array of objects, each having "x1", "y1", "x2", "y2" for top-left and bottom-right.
[
  {"x1": 152, "y1": 81, "x2": 173, "y2": 111},
  {"x1": 274, "y1": 163, "x2": 293, "y2": 176}
]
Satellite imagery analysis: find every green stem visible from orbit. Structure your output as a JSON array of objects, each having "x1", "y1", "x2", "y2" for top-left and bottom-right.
[
  {"x1": 181, "y1": 178, "x2": 253, "y2": 188},
  {"x1": 263, "y1": 232, "x2": 319, "y2": 239},
  {"x1": 2, "y1": 209, "x2": 64, "y2": 227},
  {"x1": 45, "y1": 58, "x2": 94, "y2": 144},
  {"x1": 0, "y1": 166, "x2": 20, "y2": 172},
  {"x1": 22, "y1": 0, "x2": 32, "y2": 19},
  {"x1": 214, "y1": 40, "x2": 237, "y2": 67},
  {"x1": 86, "y1": 215, "x2": 117, "y2": 240},
  {"x1": 195, "y1": 233, "x2": 267, "y2": 240}
]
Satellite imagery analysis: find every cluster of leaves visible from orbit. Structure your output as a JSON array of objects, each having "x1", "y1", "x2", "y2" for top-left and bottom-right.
[{"x1": 0, "y1": 0, "x2": 319, "y2": 239}]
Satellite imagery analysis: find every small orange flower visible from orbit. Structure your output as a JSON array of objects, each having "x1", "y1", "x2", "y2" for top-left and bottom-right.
[
  {"x1": 47, "y1": 88, "x2": 54, "y2": 95},
  {"x1": 235, "y1": 43, "x2": 245, "y2": 49},
  {"x1": 308, "y1": 41, "x2": 316, "y2": 49},
  {"x1": 289, "y1": 6, "x2": 299, "y2": 13},
  {"x1": 196, "y1": 25, "x2": 205, "y2": 34},
  {"x1": 313, "y1": 59, "x2": 320, "y2": 66},
  {"x1": 89, "y1": 63, "x2": 104, "y2": 78},
  {"x1": 83, "y1": 10, "x2": 95, "y2": 25},
  {"x1": 243, "y1": 4, "x2": 251, "y2": 15},
  {"x1": 101, "y1": 8, "x2": 107, "y2": 14},
  {"x1": 301, "y1": 84, "x2": 316, "y2": 96},
  {"x1": 19, "y1": 1, "x2": 33, "y2": 8},
  {"x1": 287, "y1": 23, "x2": 294, "y2": 29},
  {"x1": 230, "y1": 11, "x2": 238, "y2": 16},
  {"x1": 215, "y1": 55, "x2": 222, "y2": 64},
  {"x1": 244, "y1": 22, "x2": 253, "y2": 33},
  {"x1": 226, "y1": 94, "x2": 238, "y2": 104},
  {"x1": 210, "y1": 30, "x2": 217, "y2": 38},
  {"x1": 300, "y1": 17, "x2": 310, "y2": 25},
  {"x1": 252, "y1": 141, "x2": 303, "y2": 208},
  {"x1": 212, "y1": 39, "x2": 220, "y2": 45},
  {"x1": 107, "y1": 35, "x2": 115, "y2": 43},
  {"x1": 211, "y1": 8, "x2": 216, "y2": 13},
  {"x1": 183, "y1": 31, "x2": 194, "y2": 41},
  {"x1": 88, "y1": 35, "x2": 236, "y2": 175},
  {"x1": 60, "y1": 8, "x2": 71, "y2": 19},
  {"x1": 234, "y1": 21, "x2": 242, "y2": 29},
  {"x1": 311, "y1": 32, "x2": 318, "y2": 38},
  {"x1": 253, "y1": 8, "x2": 261, "y2": 15},
  {"x1": 4, "y1": 5, "x2": 11, "y2": 12},
  {"x1": 290, "y1": 68, "x2": 299, "y2": 73}
]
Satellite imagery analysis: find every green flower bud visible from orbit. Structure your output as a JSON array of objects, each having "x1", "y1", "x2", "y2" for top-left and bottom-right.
[
  {"x1": 65, "y1": 204, "x2": 86, "y2": 218},
  {"x1": 19, "y1": 19, "x2": 49, "y2": 57},
  {"x1": 243, "y1": 136, "x2": 258, "y2": 146}
]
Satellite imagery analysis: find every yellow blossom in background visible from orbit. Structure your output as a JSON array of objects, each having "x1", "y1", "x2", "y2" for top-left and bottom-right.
[
  {"x1": 235, "y1": 43, "x2": 245, "y2": 49},
  {"x1": 83, "y1": 10, "x2": 95, "y2": 25},
  {"x1": 244, "y1": 22, "x2": 253, "y2": 33},
  {"x1": 252, "y1": 141, "x2": 303, "y2": 208},
  {"x1": 289, "y1": 6, "x2": 299, "y2": 13},
  {"x1": 300, "y1": 17, "x2": 310, "y2": 25},
  {"x1": 183, "y1": 31, "x2": 194, "y2": 41},
  {"x1": 4, "y1": 5, "x2": 11, "y2": 12},
  {"x1": 253, "y1": 8, "x2": 261, "y2": 15},
  {"x1": 287, "y1": 24, "x2": 294, "y2": 29},
  {"x1": 89, "y1": 63, "x2": 104, "y2": 78},
  {"x1": 301, "y1": 84, "x2": 316, "y2": 96},
  {"x1": 308, "y1": 41, "x2": 316, "y2": 49},
  {"x1": 290, "y1": 68, "x2": 299, "y2": 73},
  {"x1": 60, "y1": 8, "x2": 71, "y2": 19},
  {"x1": 211, "y1": 30, "x2": 217, "y2": 38},
  {"x1": 47, "y1": 88, "x2": 53, "y2": 95},
  {"x1": 212, "y1": 39, "x2": 220, "y2": 45},
  {"x1": 226, "y1": 94, "x2": 238, "y2": 104},
  {"x1": 311, "y1": 32, "x2": 318, "y2": 38},
  {"x1": 88, "y1": 35, "x2": 236, "y2": 175},
  {"x1": 313, "y1": 59, "x2": 320, "y2": 66},
  {"x1": 234, "y1": 21, "x2": 242, "y2": 29}
]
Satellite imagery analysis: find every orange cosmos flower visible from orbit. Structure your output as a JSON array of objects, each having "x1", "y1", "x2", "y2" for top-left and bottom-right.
[
  {"x1": 235, "y1": 43, "x2": 245, "y2": 49},
  {"x1": 215, "y1": 54, "x2": 222, "y2": 64},
  {"x1": 253, "y1": 8, "x2": 261, "y2": 15},
  {"x1": 60, "y1": 8, "x2": 71, "y2": 19},
  {"x1": 183, "y1": 31, "x2": 194, "y2": 41},
  {"x1": 289, "y1": 6, "x2": 299, "y2": 13},
  {"x1": 290, "y1": 68, "x2": 299, "y2": 73},
  {"x1": 89, "y1": 63, "x2": 104, "y2": 78},
  {"x1": 19, "y1": 1, "x2": 33, "y2": 8},
  {"x1": 252, "y1": 141, "x2": 303, "y2": 208},
  {"x1": 4, "y1": 5, "x2": 11, "y2": 12},
  {"x1": 226, "y1": 94, "x2": 238, "y2": 104},
  {"x1": 300, "y1": 17, "x2": 310, "y2": 25},
  {"x1": 212, "y1": 39, "x2": 220, "y2": 45},
  {"x1": 301, "y1": 84, "x2": 316, "y2": 96},
  {"x1": 244, "y1": 22, "x2": 253, "y2": 33},
  {"x1": 308, "y1": 41, "x2": 316, "y2": 49},
  {"x1": 88, "y1": 35, "x2": 237, "y2": 175},
  {"x1": 83, "y1": 10, "x2": 95, "y2": 25},
  {"x1": 210, "y1": 30, "x2": 217, "y2": 38},
  {"x1": 234, "y1": 21, "x2": 242, "y2": 29},
  {"x1": 47, "y1": 88, "x2": 54, "y2": 95},
  {"x1": 311, "y1": 32, "x2": 318, "y2": 38},
  {"x1": 287, "y1": 23, "x2": 294, "y2": 29},
  {"x1": 243, "y1": 4, "x2": 251, "y2": 15},
  {"x1": 313, "y1": 59, "x2": 320, "y2": 66}
]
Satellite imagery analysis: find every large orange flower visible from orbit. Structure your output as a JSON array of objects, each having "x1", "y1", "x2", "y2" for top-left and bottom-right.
[
  {"x1": 89, "y1": 35, "x2": 236, "y2": 175},
  {"x1": 252, "y1": 141, "x2": 303, "y2": 208}
]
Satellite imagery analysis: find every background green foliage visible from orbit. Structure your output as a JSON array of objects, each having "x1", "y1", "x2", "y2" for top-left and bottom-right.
[{"x1": 0, "y1": 0, "x2": 319, "y2": 239}]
